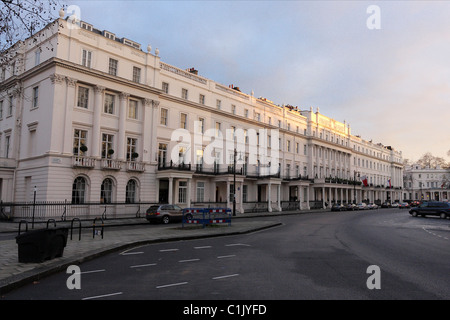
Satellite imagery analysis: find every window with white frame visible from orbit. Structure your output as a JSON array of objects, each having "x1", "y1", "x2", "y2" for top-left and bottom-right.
[
  {"x1": 198, "y1": 117, "x2": 205, "y2": 134},
  {"x1": 162, "y1": 82, "x2": 169, "y2": 94},
  {"x1": 126, "y1": 137, "x2": 137, "y2": 161},
  {"x1": 108, "y1": 58, "x2": 118, "y2": 76},
  {"x1": 73, "y1": 129, "x2": 88, "y2": 155},
  {"x1": 77, "y1": 86, "x2": 89, "y2": 109},
  {"x1": 160, "y1": 108, "x2": 168, "y2": 125},
  {"x1": 82, "y1": 49, "x2": 92, "y2": 68},
  {"x1": 216, "y1": 99, "x2": 221, "y2": 110},
  {"x1": 32, "y1": 86, "x2": 39, "y2": 109},
  {"x1": 126, "y1": 179, "x2": 137, "y2": 203},
  {"x1": 180, "y1": 113, "x2": 187, "y2": 129},
  {"x1": 104, "y1": 93, "x2": 115, "y2": 114},
  {"x1": 128, "y1": 99, "x2": 138, "y2": 119},
  {"x1": 181, "y1": 88, "x2": 188, "y2": 100},
  {"x1": 72, "y1": 177, "x2": 87, "y2": 204},
  {"x1": 199, "y1": 94, "x2": 205, "y2": 105},
  {"x1": 5, "y1": 134, "x2": 11, "y2": 158},
  {"x1": 215, "y1": 122, "x2": 221, "y2": 137},
  {"x1": 7, "y1": 95, "x2": 13, "y2": 116},
  {"x1": 101, "y1": 178, "x2": 113, "y2": 203},
  {"x1": 35, "y1": 50, "x2": 40, "y2": 66},
  {"x1": 178, "y1": 181, "x2": 187, "y2": 203},
  {"x1": 196, "y1": 182, "x2": 205, "y2": 202},
  {"x1": 132, "y1": 66, "x2": 141, "y2": 83},
  {"x1": 158, "y1": 143, "x2": 167, "y2": 167},
  {"x1": 101, "y1": 133, "x2": 114, "y2": 158}
]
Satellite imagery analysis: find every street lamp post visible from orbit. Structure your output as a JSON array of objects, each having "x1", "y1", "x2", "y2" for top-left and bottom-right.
[
  {"x1": 353, "y1": 171, "x2": 360, "y2": 204},
  {"x1": 32, "y1": 186, "x2": 37, "y2": 229},
  {"x1": 232, "y1": 148, "x2": 243, "y2": 217}
]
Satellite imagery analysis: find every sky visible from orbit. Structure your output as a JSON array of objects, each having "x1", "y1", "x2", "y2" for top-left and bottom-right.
[{"x1": 64, "y1": 0, "x2": 450, "y2": 163}]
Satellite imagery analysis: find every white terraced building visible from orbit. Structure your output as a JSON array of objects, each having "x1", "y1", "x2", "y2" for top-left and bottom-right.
[
  {"x1": 0, "y1": 14, "x2": 404, "y2": 218},
  {"x1": 403, "y1": 164, "x2": 450, "y2": 202}
]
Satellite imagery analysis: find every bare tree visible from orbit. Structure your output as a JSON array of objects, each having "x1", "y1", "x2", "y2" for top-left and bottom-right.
[
  {"x1": 417, "y1": 152, "x2": 449, "y2": 169},
  {"x1": 0, "y1": 0, "x2": 63, "y2": 69}
]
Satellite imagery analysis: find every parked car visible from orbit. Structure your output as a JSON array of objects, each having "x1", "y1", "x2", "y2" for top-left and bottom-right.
[
  {"x1": 356, "y1": 203, "x2": 368, "y2": 210},
  {"x1": 145, "y1": 204, "x2": 188, "y2": 224},
  {"x1": 367, "y1": 203, "x2": 378, "y2": 209},
  {"x1": 409, "y1": 201, "x2": 450, "y2": 219},
  {"x1": 331, "y1": 203, "x2": 346, "y2": 211},
  {"x1": 398, "y1": 202, "x2": 410, "y2": 209},
  {"x1": 381, "y1": 202, "x2": 391, "y2": 208},
  {"x1": 391, "y1": 202, "x2": 399, "y2": 208},
  {"x1": 346, "y1": 203, "x2": 356, "y2": 211}
]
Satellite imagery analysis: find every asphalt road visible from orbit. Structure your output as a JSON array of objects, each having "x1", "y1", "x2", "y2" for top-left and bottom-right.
[{"x1": 3, "y1": 208, "x2": 450, "y2": 301}]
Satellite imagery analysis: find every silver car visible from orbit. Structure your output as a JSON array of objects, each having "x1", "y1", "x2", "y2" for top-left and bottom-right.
[{"x1": 146, "y1": 204, "x2": 184, "y2": 224}]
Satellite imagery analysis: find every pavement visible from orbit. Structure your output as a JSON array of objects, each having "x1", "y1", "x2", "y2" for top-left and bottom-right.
[{"x1": 0, "y1": 209, "x2": 319, "y2": 296}]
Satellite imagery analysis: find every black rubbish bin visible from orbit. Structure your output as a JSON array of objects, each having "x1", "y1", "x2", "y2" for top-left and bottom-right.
[{"x1": 16, "y1": 227, "x2": 69, "y2": 263}]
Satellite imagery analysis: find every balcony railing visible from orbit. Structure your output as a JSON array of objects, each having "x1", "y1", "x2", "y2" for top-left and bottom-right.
[
  {"x1": 158, "y1": 161, "x2": 191, "y2": 171},
  {"x1": 101, "y1": 159, "x2": 122, "y2": 170},
  {"x1": 126, "y1": 161, "x2": 145, "y2": 172},
  {"x1": 72, "y1": 156, "x2": 96, "y2": 168}
]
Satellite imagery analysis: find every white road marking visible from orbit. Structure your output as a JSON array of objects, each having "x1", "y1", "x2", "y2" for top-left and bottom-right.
[
  {"x1": 156, "y1": 282, "x2": 188, "y2": 289},
  {"x1": 82, "y1": 292, "x2": 123, "y2": 300},
  {"x1": 130, "y1": 263, "x2": 157, "y2": 268},
  {"x1": 79, "y1": 269, "x2": 106, "y2": 275},
  {"x1": 120, "y1": 245, "x2": 147, "y2": 255},
  {"x1": 179, "y1": 259, "x2": 200, "y2": 263},
  {"x1": 159, "y1": 248, "x2": 179, "y2": 252},
  {"x1": 422, "y1": 227, "x2": 449, "y2": 240},
  {"x1": 217, "y1": 255, "x2": 236, "y2": 259},
  {"x1": 194, "y1": 246, "x2": 212, "y2": 249},
  {"x1": 225, "y1": 243, "x2": 250, "y2": 247},
  {"x1": 212, "y1": 274, "x2": 239, "y2": 280},
  {"x1": 121, "y1": 251, "x2": 144, "y2": 255}
]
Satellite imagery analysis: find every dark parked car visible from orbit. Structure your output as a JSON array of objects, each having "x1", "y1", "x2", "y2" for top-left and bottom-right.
[
  {"x1": 146, "y1": 204, "x2": 188, "y2": 224},
  {"x1": 409, "y1": 201, "x2": 450, "y2": 219},
  {"x1": 331, "y1": 203, "x2": 346, "y2": 211},
  {"x1": 398, "y1": 202, "x2": 410, "y2": 209},
  {"x1": 381, "y1": 202, "x2": 391, "y2": 208}
]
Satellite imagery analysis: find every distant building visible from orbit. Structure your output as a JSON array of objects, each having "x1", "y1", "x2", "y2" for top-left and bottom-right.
[
  {"x1": 403, "y1": 164, "x2": 450, "y2": 201},
  {"x1": 0, "y1": 14, "x2": 404, "y2": 218}
]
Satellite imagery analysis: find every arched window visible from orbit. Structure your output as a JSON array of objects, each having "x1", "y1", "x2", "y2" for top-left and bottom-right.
[
  {"x1": 72, "y1": 177, "x2": 86, "y2": 204},
  {"x1": 101, "y1": 178, "x2": 113, "y2": 203},
  {"x1": 126, "y1": 179, "x2": 137, "y2": 203}
]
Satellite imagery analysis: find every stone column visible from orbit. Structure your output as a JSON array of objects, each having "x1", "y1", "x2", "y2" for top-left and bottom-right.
[
  {"x1": 142, "y1": 99, "x2": 153, "y2": 163},
  {"x1": 118, "y1": 92, "x2": 129, "y2": 161},
  {"x1": 277, "y1": 184, "x2": 281, "y2": 211},
  {"x1": 92, "y1": 86, "x2": 104, "y2": 158},
  {"x1": 168, "y1": 177, "x2": 173, "y2": 204},
  {"x1": 267, "y1": 183, "x2": 272, "y2": 212}
]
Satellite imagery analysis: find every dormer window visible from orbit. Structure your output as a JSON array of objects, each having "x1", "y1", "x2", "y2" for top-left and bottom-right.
[
  {"x1": 103, "y1": 31, "x2": 115, "y2": 41},
  {"x1": 122, "y1": 38, "x2": 141, "y2": 50},
  {"x1": 80, "y1": 22, "x2": 93, "y2": 31}
]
